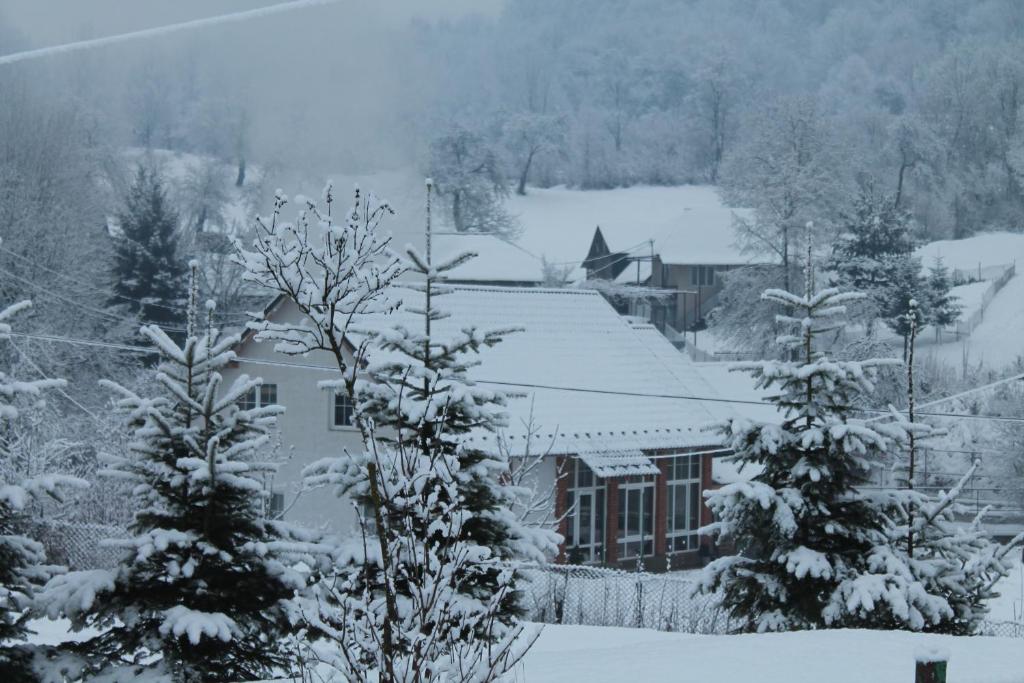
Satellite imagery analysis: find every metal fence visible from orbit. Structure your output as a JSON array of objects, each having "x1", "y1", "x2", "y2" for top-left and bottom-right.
[
  {"x1": 952, "y1": 262, "x2": 1015, "y2": 338},
  {"x1": 518, "y1": 562, "x2": 1023, "y2": 639},
  {"x1": 518, "y1": 563, "x2": 737, "y2": 634},
  {"x1": 24, "y1": 519, "x2": 127, "y2": 570}
]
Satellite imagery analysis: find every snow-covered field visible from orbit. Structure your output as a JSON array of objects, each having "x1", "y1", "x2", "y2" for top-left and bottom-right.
[
  {"x1": 920, "y1": 270, "x2": 1024, "y2": 371},
  {"x1": 516, "y1": 624, "x2": 1023, "y2": 683},
  {"x1": 916, "y1": 232, "x2": 1024, "y2": 273}
]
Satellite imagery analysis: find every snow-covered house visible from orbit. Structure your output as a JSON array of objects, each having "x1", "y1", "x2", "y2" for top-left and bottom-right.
[
  {"x1": 577, "y1": 191, "x2": 755, "y2": 335},
  {"x1": 224, "y1": 284, "x2": 747, "y2": 570}
]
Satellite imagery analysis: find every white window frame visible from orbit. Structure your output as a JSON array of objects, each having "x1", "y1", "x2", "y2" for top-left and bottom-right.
[
  {"x1": 239, "y1": 383, "x2": 277, "y2": 411},
  {"x1": 617, "y1": 476, "x2": 655, "y2": 560},
  {"x1": 330, "y1": 390, "x2": 357, "y2": 431},
  {"x1": 565, "y1": 460, "x2": 605, "y2": 564},
  {"x1": 666, "y1": 454, "x2": 702, "y2": 554}
]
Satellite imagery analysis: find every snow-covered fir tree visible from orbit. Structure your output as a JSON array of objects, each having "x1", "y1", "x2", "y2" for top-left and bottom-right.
[
  {"x1": 111, "y1": 166, "x2": 188, "y2": 330},
  {"x1": 40, "y1": 269, "x2": 320, "y2": 683},
  {"x1": 237, "y1": 180, "x2": 556, "y2": 681},
  {"x1": 924, "y1": 257, "x2": 961, "y2": 341},
  {"x1": 827, "y1": 188, "x2": 918, "y2": 335},
  {"x1": 698, "y1": 245, "x2": 952, "y2": 633},
  {"x1": 0, "y1": 300, "x2": 86, "y2": 683}
]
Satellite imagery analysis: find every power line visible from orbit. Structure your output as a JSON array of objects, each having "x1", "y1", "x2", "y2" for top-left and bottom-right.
[
  {"x1": 13, "y1": 329, "x2": 1024, "y2": 428},
  {"x1": 0, "y1": 245, "x2": 248, "y2": 321},
  {"x1": 6, "y1": 337, "x2": 101, "y2": 421},
  {"x1": 0, "y1": 0, "x2": 346, "y2": 67},
  {"x1": 0, "y1": 264, "x2": 190, "y2": 334}
]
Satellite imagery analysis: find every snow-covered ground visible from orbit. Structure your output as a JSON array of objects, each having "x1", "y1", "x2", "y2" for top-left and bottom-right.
[
  {"x1": 988, "y1": 558, "x2": 1024, "y2": 623},
  {"x1": 917, "y1": 232, "x2": 1024, "y2": 273},
  {"x1": 919, "y1": 270, "x2": 1024, "y2": 371},
  {"x1": 516, "y1": 624, "x2": 1022, "y2": 683}
]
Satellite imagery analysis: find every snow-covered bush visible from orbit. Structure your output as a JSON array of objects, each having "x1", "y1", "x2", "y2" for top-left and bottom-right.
[
  {"x1": 0, "y1": 300, "x2": 87, "y2": 683},
  {"x1": 39, "y1": 277, "x2": 322, "y2": 682}
]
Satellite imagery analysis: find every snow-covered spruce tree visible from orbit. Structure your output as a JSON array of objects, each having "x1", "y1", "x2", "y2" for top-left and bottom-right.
[
  {"x1": 238, "y1": 180, "x2": 556, "y2": 681},
  {"x1": 111, "y1": 166, "x2": 188, "y2": 330},
  {"x1": 698, "y1": 255, "x2": 952, "y2": 632},
  {"x1": 0, "y1": 300, "x2": 87, "y2": 683},
  {"x1": 40, "y1": 272, "x2": 320, "y2": 683},
  {"x1": 924, "y1": 257, "x2": 961, "y2": 342}
]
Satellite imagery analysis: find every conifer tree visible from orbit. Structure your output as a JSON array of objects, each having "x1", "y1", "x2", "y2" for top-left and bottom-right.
[
  {"x1": 41, "y1": 268, "x2": 320, "y2": 683},
  {"x1": 924, "y1": 257, "x2": 961, "y2": 342},
  {"x1": 883, "y1": 256, "x2": 927, "y2": 360},
  {"x1": 0, "y1": 300, "x2": 86, "y2": 683},
  {"x1": 699, "y1": 238, "x2": 951, "y2": 633},
  {"x1": 111, "y1": 166, "x2": 188, "y2": 329}
]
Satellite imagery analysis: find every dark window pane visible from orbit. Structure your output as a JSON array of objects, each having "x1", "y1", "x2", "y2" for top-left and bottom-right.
[
  {"x1": 334, "y1": 392, "x2": 354, "y2": 427},
  {"x1": 578, "y1": 463, "x2": 593, "y2": 488},
  {"x1": 596, "y1": 489, "x2": 605, "y2": 543},
  {"x1": 579, "y1": 493, "x2": 592, "y2": 545},
  {"x1": 238, "y1": 388, "x2": 257, "y2": 411},
  {"x1": 642, "y1": 486, "x2": 653, "y2": 537},
  {"x1": 627, "y1": 489, "x2": 640, "y2": 537},
  {"x1": 690, "y1": 454, "x2": 700, "y2": 479},
  {"x1": 565, "y1": 491, "x2": 575, "y2": 546},
  {"x1": 690, "y1": 482, "x2": 700, "y2": 528},
  {"x1": 617, "y1": 488, "x2": 626, "y2": 539},
  {"x1": 674, "y1": 484, "x2": 687, "y2": 530}
]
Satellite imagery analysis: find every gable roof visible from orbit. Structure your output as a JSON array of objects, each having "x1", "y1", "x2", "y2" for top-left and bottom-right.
[
  {"x1": 507, "y1": 185, "x2": 757, "y2": 270},
  {"x1": 430, "y1": 233, "x2": 547, "y2": 284},
  {"x1": 354, "y1": 285, "x2": 734, "y2": 456}
]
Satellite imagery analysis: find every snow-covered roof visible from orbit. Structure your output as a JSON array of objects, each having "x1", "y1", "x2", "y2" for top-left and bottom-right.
[
  {"x1": 689, "y1": 361, "x2": 781, "y2": 485},
  {"x1": 507, "y1": 185, "x2": 756, "y2": 269},
  {"x1": 431, "y1": 233, "x2": 545, "y2": 283},
  {"x1": 359, "y1": 285, "x2": 735, "y2": 456}
]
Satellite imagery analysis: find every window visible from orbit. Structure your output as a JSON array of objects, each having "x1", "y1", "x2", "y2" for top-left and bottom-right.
[
  {"x1": 268, "y1": 492, "x2": 285, "y2": 520},
  {"x1": 617, "y1": 477, "x2": 655, "y2": 559},
  {"x1": 332, "y1": 391, "x2": 355, "y2": 428},
  {"x1": 239, "y1": 383, "x2": 277, "y2": 410},
  {"x1": 666, "y1": 454, "x2": 702, "y2": 553},
  {"x1": 565, "y1": 460, "x2": 605, "y2": 564},
  {"x1": 689, "y1": 266, "x2": 714, "y2": 287}
]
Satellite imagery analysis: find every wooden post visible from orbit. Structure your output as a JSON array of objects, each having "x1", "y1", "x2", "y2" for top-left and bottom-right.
[{"x1": 915, "y1": 649, "x2": 948, "y2": 683}]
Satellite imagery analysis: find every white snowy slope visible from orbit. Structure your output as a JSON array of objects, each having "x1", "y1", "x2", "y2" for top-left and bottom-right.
[
  {"x1": 921, "y1": 267, "x2": 1024, "y2": 370},
  {"x1": 916, "y1": 232, "x2": 1024, "y2": 273},
  {"x1": 517, "y1": 625, "x2": 1022, "y2": 683},
  {"x1": 506, "y1": 184, "x2": 753, "y2": 268}
]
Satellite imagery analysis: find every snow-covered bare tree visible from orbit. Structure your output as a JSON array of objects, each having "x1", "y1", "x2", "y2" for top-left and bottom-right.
[
  {"x1": 238, "y1": 179, "x2": 556, "y2": 681},
  {"x1": 39, "y1": 272, "x2": 320, "y2": 683},
  {"x1": 0, "y1": 300, "x2": 86, "y2": 683},
  {"x1": 430, "y1": 125, "x2": 518, "y2": 237}
]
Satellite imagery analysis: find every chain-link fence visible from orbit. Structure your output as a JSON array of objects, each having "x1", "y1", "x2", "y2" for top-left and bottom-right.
[
  {"x1": 518, "y1": 563, "x2": 737, "y2": 634},
  {"x1": 23, "y1": 519, "x2": 127, "y2": 570},
  {"x1": 518, "y1": 562, "x2": 1024, "y2": 639}
]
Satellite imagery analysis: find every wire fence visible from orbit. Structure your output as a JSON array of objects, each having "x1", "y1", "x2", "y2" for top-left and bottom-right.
[
  {"x1": 21, "y1": 521, "x2": 1024, "y2": 640},
  {"x1": 518, "y1": 562, "x2": 1024, "y2": 639},
  {"x1": 518, "y1": 562, "x2": 737, "y2": 634},
  {"x1": 24, "y1": 519, "x2": 127, "y2": 571}
]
